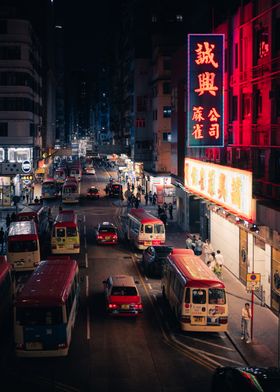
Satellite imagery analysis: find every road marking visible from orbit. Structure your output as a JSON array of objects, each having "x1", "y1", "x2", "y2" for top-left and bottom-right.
[
  {"x1": 84, "y1": 237, "x2": 87, "y2": 249},
  {"x1": 85, "y1": 253, "x2": 88, "y2": 268},
  {"x1": 181, "y1": 335, "x2": 235, "y2": 351},
  {"x1": 147, "y1": 283, "x2": 152, "y2": 290},
  {"x1": 86, "y1": 307, "x2": 90, "y2": 340},
  {"x1": 86, "y1": 275, "x2": 89, "y2": 297},
  {"x1": 84, "y1": 225, "x2": 86, "y2": 236},
  {"x1": 83, "y1": 215, "x2": 86, "y2": 223}
]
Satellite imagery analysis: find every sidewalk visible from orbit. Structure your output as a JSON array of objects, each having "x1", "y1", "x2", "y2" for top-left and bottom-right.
[{"x1": 117, "y1": 199, "x2": 278, "y2": 368}]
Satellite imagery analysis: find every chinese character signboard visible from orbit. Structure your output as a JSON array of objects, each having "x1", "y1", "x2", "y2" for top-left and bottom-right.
[
  {"x1": 187, "y1": 34, "x2": 224, "y2": 147},
  {"x1": 184, "y1": 158, "x2": 253, "y2": 220},
  {"x1": 246, "y1": 273, "x2": 261, "y2": 291}
]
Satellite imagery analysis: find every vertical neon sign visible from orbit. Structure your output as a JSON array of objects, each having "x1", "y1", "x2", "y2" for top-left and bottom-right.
[{"x1": 187, "y1": 34, "x2": 224, "y2": 147}]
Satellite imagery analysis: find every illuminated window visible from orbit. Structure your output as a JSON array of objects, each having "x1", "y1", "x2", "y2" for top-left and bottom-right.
[
  {"x1": 0, "y1": 122, "x2": 8, "y2": 137},
  {"x1": 0, "y1": 148, "x2": 4, "y2": 162},
  {"x1": 163, "y1": 106, "x2": 171, "y2": 118},
  {"x1": 176, "y1": 15, "x2": 183, "y2": 22},
  {"x1": 162, "y1": 132, "x2": 171, "y2": 142},
  {"x1": 152, "y1": 15, "x2": 157, "y2": 23}
]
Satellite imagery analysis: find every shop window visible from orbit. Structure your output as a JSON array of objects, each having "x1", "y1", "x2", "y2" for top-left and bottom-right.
[
  {"x1": 8, "y1": 148, "x2": 31, "y2": 162},
  {"x1": 0, "y1": 122, "x2": 8, "y2": 137}
]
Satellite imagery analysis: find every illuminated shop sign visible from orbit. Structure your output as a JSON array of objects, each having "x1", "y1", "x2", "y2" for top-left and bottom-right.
[
  {"x1": 184, "y1": 158, "x2": 253, "y2": 220},
  {"x1": 187, "y1": 34, "x2": 224, "y2": 147}
]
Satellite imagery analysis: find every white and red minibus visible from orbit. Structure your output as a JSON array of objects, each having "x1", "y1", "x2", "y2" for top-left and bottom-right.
[
  {"x1": 7, "y1": 220, "x2": 40, "y2": 271},
  {"x1": 126, "y1": 208, "x2": 165, "y2": 250},
  {"x1": 14, "y1": 258, "x2": 80, "y2": 357},
  {"x1": 62, "y1": 177, "x2": 80, "y2": 204},
  {"x1": 42, "y1": 178, "x2": 58, "y2": 199},
  {"x1": 161, "y1": 249, "x2": 228, "y2": 332}
]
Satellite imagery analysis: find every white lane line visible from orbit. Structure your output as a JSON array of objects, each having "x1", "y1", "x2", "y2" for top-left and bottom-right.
[
  {"x1": 184, "y1": 336, "x2": 235, "y2": 351},
  {"x1": 84, "y1": 224, "x2": 86, "y2": 236},
  {"x1": 85, "y1": 253, "x2": 88, "y2": 268},
  {"x1": 86, "y1": 275, "x2": 89, "y2": 297},
  {"x1": 84, "y1": 237, "x2": 87, "y2": 249},
  {"x1": 86, "y1": 307, "x2": 90, "y2": 340},
  {"x1": 147, "y1": 283, "x2": 152, "y2": 290},
  {"x1": 86, "y1": 275, "x2": 90, "y2": 340},
  {"x1": 83, "y1": 215, "x2": 86, "y2": 223}
]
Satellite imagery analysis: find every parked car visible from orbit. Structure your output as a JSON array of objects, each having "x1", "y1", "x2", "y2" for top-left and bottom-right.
[
  {"x1": 85, "y1": 167, "x2": 95, "y2": 175},
  {"x1": 103, "y1": 275, "x2": 143, "y2": 316},
  {"x1": 87, "y1": 186, "x2": 100, "y2": 199},
  {"x1": 96, "y1": 222, "x2": 118, "y2": 244},
  {"x1": 141, "y1": 245, "x2": 173, "y2": 277},
  {"x1": 212, "y1": 367, "x2": 280, "y2": 392}
]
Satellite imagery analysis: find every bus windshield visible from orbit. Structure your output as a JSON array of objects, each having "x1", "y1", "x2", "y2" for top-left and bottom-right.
[
  {"x1": 8, "y1": 240, "x2": 38, "y2": 252},
  {"x1": 16, "y1": 307, "x2": 62, "y2": 326},
  {"x1": 64, "y1": 186, "x2": 77, "y2": 193},
  {"x1": 209, "y1": 288, "x2": 226, "y2": 305},
  {"x1": 154, "y1": 223, "x2": 164, "y2": 234}
]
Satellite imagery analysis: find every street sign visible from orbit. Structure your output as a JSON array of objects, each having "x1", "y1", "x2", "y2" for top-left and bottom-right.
[
  {"x1": 21, "y1": 160, "x2": 32, "y2": 174},
  {"x1": 246, "y1": 272, "x2": 261, "y2": 291}
]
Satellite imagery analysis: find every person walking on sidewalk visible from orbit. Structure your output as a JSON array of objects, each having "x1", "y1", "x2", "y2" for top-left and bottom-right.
[
  {"x1": 168, "y1": 202, "x2": 173, "y2": 220},
  {"x1": 0, "y1": 227, "x2": 4, "y2": 254},
  {"x1": 241, "y1": 302, "x2": 252, "y2": 343},
  {"x1": 144, "y1": 193, "x2": 148, "y2": 205},
  {"x1": 5, "y1": 213, "x2": 11, "y2": 229}
]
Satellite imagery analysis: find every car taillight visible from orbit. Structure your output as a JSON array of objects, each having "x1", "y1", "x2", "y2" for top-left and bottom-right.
[
  {"x1": 112, "y1": 235, "x2": 117, "y2": 239},
  {"x1": 97, "y1": 235, "x2": 102, "y2": 239},
  {"x1": 219, "y1": 316, "x2": 228, "y2": 324},
  {"x1": 135, "y1": 304, "x2": 143, "y2": 310},
  {"x1": 108, "y1": 303, "x2": 118, "y2": 309}
]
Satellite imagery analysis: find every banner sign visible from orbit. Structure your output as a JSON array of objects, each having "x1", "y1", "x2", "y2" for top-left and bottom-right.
[
  {"x1": 187, "y1": 34, "x2": 224, "y2": 147},
  {"x1": 184, "y1": 158, "x2": 253, "y2": 220}
]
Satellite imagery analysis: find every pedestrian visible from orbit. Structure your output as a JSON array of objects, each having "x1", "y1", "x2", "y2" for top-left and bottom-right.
[
  {"x1": 149, "y1": 191, "x2": 153, "y2": 204},
  {"x1": 191, "y1": 234, "x2": 197, "y2": 251},
  {"x1": 152, "y1": 194, "x2": 157, "y2": 205},
  {"x1": 158, "y1": 205, "x2": 163, "y2": 217},
  {"x1": 34, "y1": 196, "x2": 39, "y2": 204},
  {"x1": 160, "y1": 211, "x2": 167, "y2": 228},
  {"x1": 194, "y1": 236, "x2": 203, "y2": 256},
  {"x1": 144, "y1": 193, "x2": 148, "y2": 205},
  {"x1": 241, "y1": 302, "x2": 252, "y2": 343},
  {"x1": 202, "y1": 239, "x2": 214, "y2": 264},
  {"x1": 22, "y1": 194, "x2": 25, "y2": 203},
  {"x1": 131, "y1": 183, "x2": 135, "y2": 192},
  {"x1": 163, "y1": 202, "x2": 167, "y2": 211},
  {"x1": 5, "y1": 213, "x2": 11, "y2": 228},
  {"x1": 137, "y1": 185, "x2": 141, "y2": 193},
  {"x1": 26, "y1": 193, "x2": 29, "y2": 204},
  {"x1": 168, "y1": 203, "x2": 173, "y2": 220},
  {"x1": 0, "y1": 227, "x2": 4, "y2": 254},
  {"x1": 11, "y1": 212, "x2": 16, "y2": 222},
  {"x1": 207, "y1": 252, "x2": 216, "y2": 272},
  {"x1": 135, "y1": 198, "x2": 140, "y2": 208},
  {"x1": 59, "y1": 206, "x2": 63, "y2": 213},
  {"x1": 186, "y1": 235, "x2": 193, "y2": 250},
  {"x1": 215, "y1": 250, "x2": 224, "y2": 276}
]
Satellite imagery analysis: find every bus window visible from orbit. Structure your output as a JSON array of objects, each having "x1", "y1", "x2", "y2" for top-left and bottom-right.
[
  {"x1": 209, "y1": 288, "x2": 226, "y2": 305},
  {"x1": 154, "y1": 223, "x2": 164, "y2": 234},
  {"x1": 67, "y1": 227, "x2": 77, "y2": 237},
  {"x1": 8, "y1": 240, "x2": 38, "y2": 253},
  {"x1": 56, "y1": 228, "x2": 66, "y2": 237},
  {"x1": 16, "y1": 306, "x2": 63, "y2": 326},
  {"x1": 145, "y1": 225, "x2": 153, "y2": 234},
  {"x1": 192, "y1": 289, "x2": 206, "y2": 304}
]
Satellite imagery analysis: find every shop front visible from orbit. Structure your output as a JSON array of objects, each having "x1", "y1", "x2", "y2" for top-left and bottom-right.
[
  {"x1": 0, "y1": 176, "x2": 12, "y2": 206},
  {"x1": 148, "y1": 175, "x2": 175, "y2": 205}
]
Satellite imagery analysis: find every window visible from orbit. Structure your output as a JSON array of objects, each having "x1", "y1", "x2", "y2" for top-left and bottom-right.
[
  {"x1": 163, "y1": 82, "x2": 171, "y2": 94},
  {"x1": 0, "y1": 148, "x2": 4, "y2": 162},
  {"x1": 231, "y1": 96, "x2": 238, "y2": 121},
  {"x1": 192, "y1": 289, "x2": 206, "y2": 304},
  {"x1": 8, "y1": 240, "x2": 38, "y2": 252},
  {"x1": 8, "y1": 148, "x2": 31, "y2": 162},
  {"x1": 208, "y1": 289, "x2": 226, "y2": 304},
  {"x1": 56, "y1": 228, "x2": 66, "y2": 237},
  {"x1": 67, "y1": 227, "x2": 77, "y2": 237},
  {"x1": 163, "y1": 106, "x2": 171, "y2": 118},
  {"x1": 235, "y1": 43, "x2": 238, "y2": 68},
  {"x1": 137, "y1": 96, "x2": 147, "y2": 111},
  {"x1": 176, "y1": 15, "x2": 183, "y2": 22},
  {"x1": 0, "y1": 45, "x2": 20, "y2": 60},
  {"x1": 135, "y1": 118, "x2": 146, "y2": 128},
  {"x1": 111, "y1": 286, "x2": 137, "y2": 296},
  {"x1": 152, "y1": 15, "x2": 157, "y2": 23},
  {"x1": 16, "y1": 307, "x2": 62, "y2": 326},
  {"x1": 30, "y1": 123, "x2": 35, "y2": 137},
  {"x1": 145, "y1": 224, "x2": 153, "y2": 234},
  {"x1": 163, "y1": 59, "x2": 171, "y2": 70},
  {"x1": 154, "y1": 224, "x2": 164, "y2": 234},
  {"x1": 0, "y1": 123, "x2": 8, "y2": 137},
  {"x1": 242, "y1": 94, "x2": 251, "y2": 118},
  {"x1": 162, "y1": 132, "x2": 171, "y2": 142}
]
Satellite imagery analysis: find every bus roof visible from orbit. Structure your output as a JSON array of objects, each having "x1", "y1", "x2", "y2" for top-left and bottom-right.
[
  {"x1": 55, "y1": 210, "x2": 77, "y2": 225},
  {"x1": 128, "y1": 208, "x2": 163, "y2": 224},
  {"x1": 168, "y1": 250, "x2": 225, "y2": 289},
  {"x1": 0, "y1": 256, "x2": 10, "y2": 285},
  {"x1": 17, "y1": 205, "x2": 44, "y2": 217},
  {"x1": 8, "y1": 220, "x2": 38, "y2": 237},
  {"x1": 16, "y1": 259, "x2": 78, "y2": 306}
]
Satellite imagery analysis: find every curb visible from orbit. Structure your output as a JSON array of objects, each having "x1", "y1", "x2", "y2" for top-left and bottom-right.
[{"x1": 225, "y1": 331, "x2": 250, "y2": 366}]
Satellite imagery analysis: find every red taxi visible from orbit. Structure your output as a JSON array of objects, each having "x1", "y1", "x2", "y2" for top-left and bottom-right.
[
  {"x1": 103, "y1": 275, "x2": 143, "y2": 316},
  {"x1": 96, "y1": 222, "x2": 118, "y2": 244}
]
